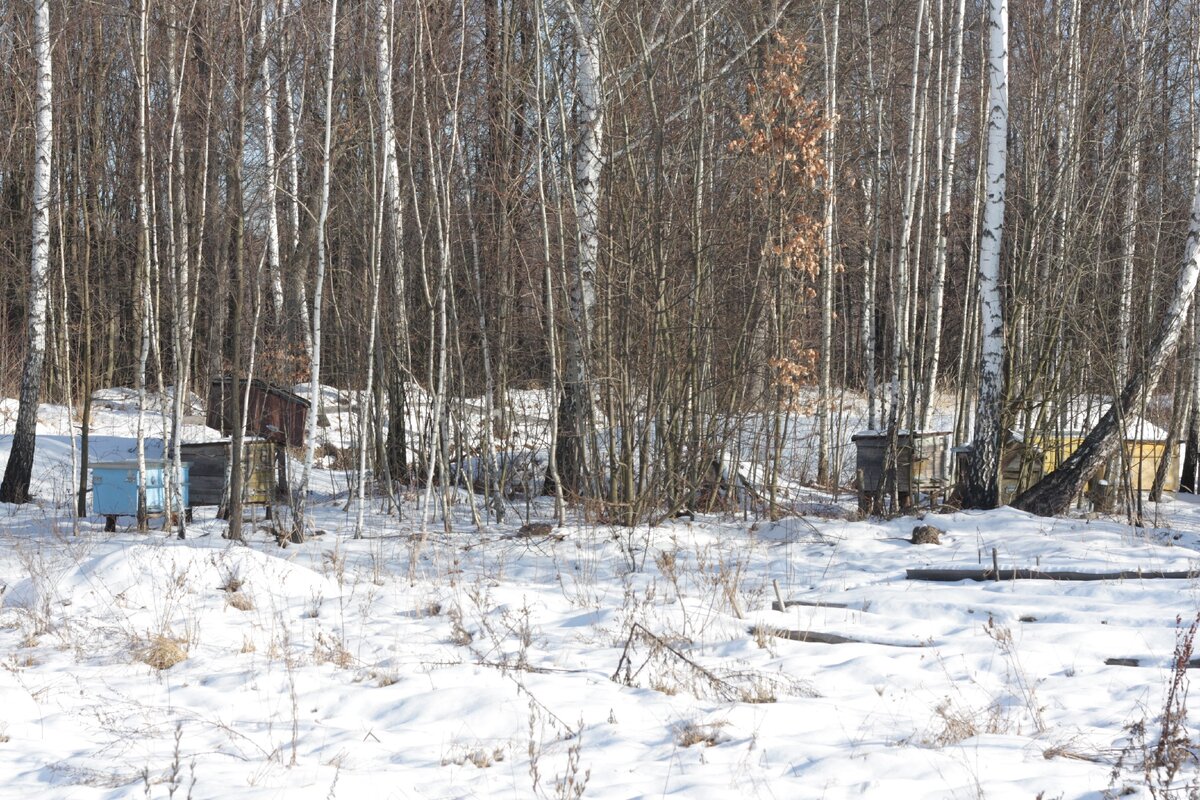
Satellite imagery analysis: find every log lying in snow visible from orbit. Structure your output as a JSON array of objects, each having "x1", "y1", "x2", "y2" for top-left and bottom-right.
[
  {"x1": 751, "y1": 625, "x2": 925, "y2": 648},
  {"x1": 1105, "y1": 657, "x2": 1200, "y2": 668},
  {"x1": 771, "y1": 599, "x2": 851, "y2": 611},
  {"x1": 906, "y1": 568, "x2": 1198, "y2": 582}
]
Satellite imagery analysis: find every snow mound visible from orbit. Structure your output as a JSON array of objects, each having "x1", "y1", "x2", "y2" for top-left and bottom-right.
[{"x1": 3, "y1": 543, "x2": 338, "y2": 616}]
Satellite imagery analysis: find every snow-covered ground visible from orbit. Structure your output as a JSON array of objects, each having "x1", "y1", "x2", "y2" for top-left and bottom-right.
[{"x1": 0, "y1": 392, "x2": 1198, "y2": 798}]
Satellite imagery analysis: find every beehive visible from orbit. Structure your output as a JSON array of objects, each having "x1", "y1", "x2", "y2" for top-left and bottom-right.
[
  {"x1": 852, "y1": 430, "x2": 951, "y2": 508},
  {"x1": 179, "y1": 439, "x2": 283, "y2": 508},
  {"x1": 92, "y1": 462, "x2": 189, "y2": 529}
]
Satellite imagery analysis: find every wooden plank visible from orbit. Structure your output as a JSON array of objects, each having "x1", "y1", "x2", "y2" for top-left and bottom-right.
[{"x1": 906, "y1": 567, "x2": 1198, "y2": 582}]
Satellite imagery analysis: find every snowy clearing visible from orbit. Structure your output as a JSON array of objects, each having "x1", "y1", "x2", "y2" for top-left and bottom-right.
[{"x1": 0, "y1": 397, "x2": 1197, "y2": 799}]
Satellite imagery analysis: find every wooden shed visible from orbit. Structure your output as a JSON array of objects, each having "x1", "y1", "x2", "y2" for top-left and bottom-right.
[
  {"x1": 207, "y1": 378, "x2": 310, "y2": 447},
  {"x1": 178, "y1": 439, "x2": 285, "y2": 512},
  {"x1": 852, "y1": 430, "x2": 951, "y2": 510}
]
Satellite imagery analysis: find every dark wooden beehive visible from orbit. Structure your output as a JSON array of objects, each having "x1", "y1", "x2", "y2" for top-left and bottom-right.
[
  {"x1": 853, "y1": 430, "x2": 951, "y2": 508},
  {"x1": 207, "y1": 377, "x2": 310, "y2": 447},
  {"x1": 179, "y1": 440, "x2": 284, "y2": 507}
]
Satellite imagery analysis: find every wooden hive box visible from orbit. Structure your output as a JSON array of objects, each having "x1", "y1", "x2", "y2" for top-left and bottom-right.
[
  {"x1": 1036, "y1": 430, "x2": 1181, "y2": 495},
  {"x1": 853, "y1": 430, "x2": 951, "y2": 507},
  {"x1": 92, "y1": 462, "x2": 189, "y2": 530},
  {"x1": 207, "y1": 378, "x2": 310, "y2": 447},
  {"x1": 179, "y1": 440, "x2": 282, "y2": 508}
]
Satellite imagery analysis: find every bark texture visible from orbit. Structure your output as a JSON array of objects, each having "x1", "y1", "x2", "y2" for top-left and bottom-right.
[
  {"x1": 962, "y1": 0, "x2": 1009, "y2": 510},
  {"x1": 551, "y1": 0, "x2": 604, "y2": 497}
]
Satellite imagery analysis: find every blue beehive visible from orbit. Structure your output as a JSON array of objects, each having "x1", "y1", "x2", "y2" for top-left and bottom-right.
[{"x1": 92, "y1": 462, "x2": 189, "y2": 518}]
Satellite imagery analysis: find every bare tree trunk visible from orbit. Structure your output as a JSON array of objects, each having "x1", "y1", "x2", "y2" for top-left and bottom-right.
[
  {"x1": 134, "y1": 0, "x2": 152, "y2": 531},
  {"x1": 920, "y1": 0, "x2": 966, "y2": 428},
  {"x1": 551, "y1": 0, "x2": 604, "y2": 498},
  {"x1": 258, "y1": 0, "x2": 284, "y2": 328},
  {"x1": 962, "y1": 0, "x2": 1009, "y2": 510},
  {"x1": 861, "y1": 0, "x2": 883, "y2": 431},
  {"x1": 301, "y1": 0, "x2": 339, "y2": 504},
  {"x1": 1, "y1": 0, "x2": 53, "y2": 504},
  {"x1": 816, "y1": 0, "x2": 839, "y2": 486},
  {"x1": 416, "y1": 2, "x2": 467, "y2": 534},
  {"x1": 888, "y1": 0, "x2": 928, "y2": 440},
  {"x1": 167, "y1": 8, "x2": 195, "y2": 538},
  {"x1": 226, "y1": 36, "x2": 252, "y2": 544},
  {"x1": 377, "y1": 0, "x2": 411, "y2": 499},
  {"x1": 281, "y1": 32, "x2": 311, "y2": 360},
  {"x1": 1118, "y1": 0, "x2": 1151, "y2": 385},
  {"x1": 534, "y1": 0, "x2": 564, "y2": 522}
]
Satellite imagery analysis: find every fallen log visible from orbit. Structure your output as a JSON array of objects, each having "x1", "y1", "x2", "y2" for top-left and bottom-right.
[
  {"x1": 770, "y1": 599, "x2": 851, "y2": 611},
  {"x1": 1105, "y1": 657, "x2": 1200, "y2": 668},
  {"x1": 906, "y1": 568, "x2": 1198, "y2": 583},
  {"x1": 751, "y1": 625, "x2": 925, "y2": 648}
]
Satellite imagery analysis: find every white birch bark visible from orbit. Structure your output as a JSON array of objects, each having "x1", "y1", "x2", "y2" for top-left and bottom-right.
[
  {"x1": 301, "y1": 0, "x2": 338, "y2": 501},
  {"x1": 817, "y1": 0, "x2": 839, "y2": 486},
  {"x1": 888, "y1": 0, "x2": 928, "y2": 435},
  {"x1": 920, "y1": 0, "x2": 966, "y2": 428},
  {"x1": 534, "y1": 0, "x2": 564, "y2": 522},
  {"x1": 964, "y1": 0, "x2": 1009, "y2": 509},
  {"x1": 281, "y1": 28, "x2": 311, "y2": 360},
  {"x1": 1118, "y1": 0, "x2": 1151, "y2": 384},
  {"x1": 355, "y1": 168, "x2": 385, "y2": 540},
  {"x1": 377, "y1": 0, "x2": 412, "y2": 505},
  {"x1": 377, "y1": 0, "x2": 408, "y2": 351},
  {"x1": 0, "y1": 0, "x2": 52, "y2": 503},
  {"x1": 554, "y1": 0, "x2": 604, "y2": 495},
  {"x1": 258, "y1": 1, "x2": 284, "y2": 328},
  {"x1": 134, "y1": 0, "x2": 152, "y2": 530},
  {"x1": 861, "y1": 0, "x2": 881, "y2": 430},
  {"x1": 417, "y1": 3, "x2": 467, "y2": 533},
  {"x1": 568, "y1": 0, "x2": 603, "y2": 375},
  {"x1": 166, "y1": 10, "x2": 195, "y2": 538}
]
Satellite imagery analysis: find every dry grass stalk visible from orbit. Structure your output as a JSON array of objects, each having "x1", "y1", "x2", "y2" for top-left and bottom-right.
[
  {"x1": 676, "y1": 720, "x2": 726, "y2": 748},
  {"x1": 135, "y1": 634, "x2": 187, "y2": 671},
  {"x1": 226, "y1": 592, "x2": 254, "y2": 612}
]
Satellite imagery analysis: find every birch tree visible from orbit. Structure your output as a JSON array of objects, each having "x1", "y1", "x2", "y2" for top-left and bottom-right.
[
  {"x1": 816, "y1": 0, "x2": 839, "y2": 486},
  {"x1": 0, "y1": 0, "x2": 53, "y2": 504},
  {"x1": 920, "y1": 0, "x2": 967, "y2": 428},
  {"x1": 166, "y1": 5, "x2": 196, "y2": 539},
  {"x1": 377, "y1": 0, "x2": 412, "y2": 495},
  {"x1": 258, "y1": 0, "x2": 284, "y2": 328},
  {"x1": 301, "y1": 0, "x2": 339, "y2": 505},
  {"x1": 961, "y1": 0, "x2": 1009, "y2": 510},
  {"x1": 888, "y1": 0, "x2": 929, "y2": 438},
  {"x1": 133, "y1": 0, "x2": 153, "y2": 531},
  {"x1": 551, "y1": 0, "x2": 604, "y2": 497},
  {"x1": 1117, "y1": 0, "x2": 1151, "y2": 385}
]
